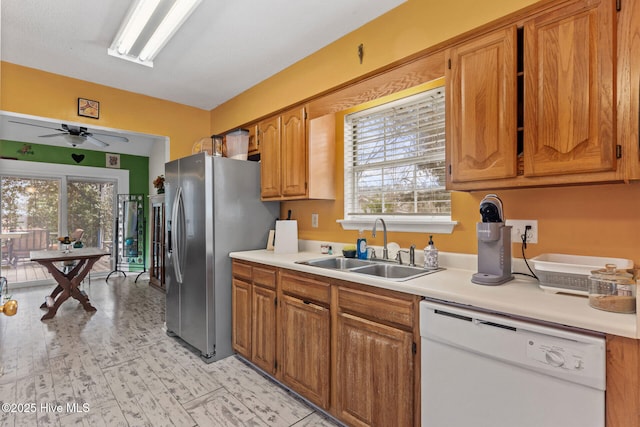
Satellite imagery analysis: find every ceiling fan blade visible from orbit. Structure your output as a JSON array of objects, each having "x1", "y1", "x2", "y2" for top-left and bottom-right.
[
  {"x1": 86, "y1": 135, "x2": 109, "y2": 147},
  {"x1": 91, "y1": 131, "x2": 130, "y2": 143},
  {"x1": 39, "y1": 132, "x2": 68, "y2": 138},
  {"x1": 9, "y1": 120, "x2": 63, "y2": 132}
]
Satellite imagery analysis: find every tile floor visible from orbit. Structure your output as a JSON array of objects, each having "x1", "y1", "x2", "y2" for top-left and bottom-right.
[{"x1": 0, "y1": 277, "x2": 341, "y2": 426}]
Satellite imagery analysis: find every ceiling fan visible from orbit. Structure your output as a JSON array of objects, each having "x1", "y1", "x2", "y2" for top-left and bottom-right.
[{"x1": 9, "y1": 120, "x2": 130, "y2": 147}]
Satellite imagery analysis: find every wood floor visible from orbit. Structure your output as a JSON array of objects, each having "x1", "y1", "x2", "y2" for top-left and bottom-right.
[{"x1": 0, "y1": 277, "x2": 341, "y2": 426}]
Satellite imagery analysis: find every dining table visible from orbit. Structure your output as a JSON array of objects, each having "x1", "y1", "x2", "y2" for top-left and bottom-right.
[{"x1": 30, "y1": 247, "x2": 109, "y2": 320}]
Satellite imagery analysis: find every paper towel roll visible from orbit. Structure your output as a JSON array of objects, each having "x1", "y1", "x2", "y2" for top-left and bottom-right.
[{"x1": 274, "y1": 220, "x2": 298, "y2": 254}]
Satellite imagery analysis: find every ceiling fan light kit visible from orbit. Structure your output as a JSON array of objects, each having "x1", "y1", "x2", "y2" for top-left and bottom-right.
[
  {"x1": 8, "y1": 120, "x2": 130, "y2": 148},
  {"x1": 108, "y1": 0, "x2": 203, "y2": 67}
]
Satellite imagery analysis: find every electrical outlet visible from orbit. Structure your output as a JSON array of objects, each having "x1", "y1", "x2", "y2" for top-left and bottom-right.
[
  {"x1": 311, "y1": 213, "x2": 319, "y2": 228},
  {"x1": 505, "y1": 219, "x2": 538, "y2": 244}
]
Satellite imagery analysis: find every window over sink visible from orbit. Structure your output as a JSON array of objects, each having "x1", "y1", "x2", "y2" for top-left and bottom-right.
[{"x1": 339, "y1": 78, "x2": 456, "y2": 233}]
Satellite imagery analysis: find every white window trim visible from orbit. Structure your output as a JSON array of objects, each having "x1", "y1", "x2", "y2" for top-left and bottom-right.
[
  {"x1": 337, "y1": 217, "x2": 457, "y2": 234},
  {"x1": 338, "y1": 80, "x2": 456, "y2": 234}
]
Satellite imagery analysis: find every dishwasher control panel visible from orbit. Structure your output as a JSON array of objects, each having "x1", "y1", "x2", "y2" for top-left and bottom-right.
[{"x1": 526, "y1": 338, "x2": 585, "y2": 371}]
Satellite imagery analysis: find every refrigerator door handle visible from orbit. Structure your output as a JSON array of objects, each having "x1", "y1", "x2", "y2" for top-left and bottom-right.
[{"x1": 171, "y1": 186, "x2": 185, "y2": 284}]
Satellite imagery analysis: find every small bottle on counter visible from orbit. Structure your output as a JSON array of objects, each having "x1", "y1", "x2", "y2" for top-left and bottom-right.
[
  {"x1": 424, "y1": 235, "x2": 438, "y2": 269},
  {"x1": 357, "y1": 229, "x2": 368, "y2": 260}
]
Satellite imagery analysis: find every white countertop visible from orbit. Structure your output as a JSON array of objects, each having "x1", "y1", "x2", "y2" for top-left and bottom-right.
[{"x1": 230, "y1": 249, "x2": 638, "y2": 339}]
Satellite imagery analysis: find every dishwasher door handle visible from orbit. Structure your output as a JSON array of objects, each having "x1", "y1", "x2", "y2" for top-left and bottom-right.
[{"x1": 473, "y1": 319, "x2": 517, "y2": 331}]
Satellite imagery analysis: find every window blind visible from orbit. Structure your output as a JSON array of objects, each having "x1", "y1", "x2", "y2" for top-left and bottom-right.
[{"x1": 344, "y1": 86, "x2": 449, "y2": 217}]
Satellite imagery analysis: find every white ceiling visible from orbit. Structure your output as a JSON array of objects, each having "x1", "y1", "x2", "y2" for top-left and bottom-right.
[{"x1": 1, "y1": 0, "x2": 405, "y2": 111}]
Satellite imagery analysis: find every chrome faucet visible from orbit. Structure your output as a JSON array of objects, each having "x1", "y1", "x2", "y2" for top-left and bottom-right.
[{"x1": 371, "y1": 217, "x2": 389, "y2": 260}]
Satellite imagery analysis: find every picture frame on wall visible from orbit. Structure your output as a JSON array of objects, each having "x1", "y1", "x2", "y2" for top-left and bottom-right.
[
  {"x1": 106, "y1": 153, "x2": 120, "y2": 169},
  {"x1": 78, "y1": 97, "x2": 100, "y2": 119}
]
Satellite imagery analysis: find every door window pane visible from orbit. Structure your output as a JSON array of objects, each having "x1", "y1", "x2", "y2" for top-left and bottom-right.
[{"x1": 67, "y1": 179, "x2": 115, "y2": 251}]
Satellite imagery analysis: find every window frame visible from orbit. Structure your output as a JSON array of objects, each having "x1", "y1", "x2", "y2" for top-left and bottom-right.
[{"x1": 338, "y1": 78, "x2": 456, "y2": 234}]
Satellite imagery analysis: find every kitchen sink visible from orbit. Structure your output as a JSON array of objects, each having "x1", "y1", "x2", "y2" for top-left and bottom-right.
[
  {"x1": 350, "y1": 263, "x2": 443, "y2": 281},
  {"x1": 296, "y1": 256, "x2": 375, "y2": 270},
  {"x1": 296, "y1": 256, "x2": 444, "y2": 281}
]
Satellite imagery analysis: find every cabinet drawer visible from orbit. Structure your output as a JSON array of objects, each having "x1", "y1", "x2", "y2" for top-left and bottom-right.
[
  {"x1": 337, "y1": 286, "x2": 415, "y2": 329},
  {"x1": 253, "y1": 266, "x2": 277, "y2": 289},
  {"x1": 232, "y1": 260, "x2": 252, "y2": 280},
  {"x1": 280, "y1": 271, "x2": 330, "y2": 305}
]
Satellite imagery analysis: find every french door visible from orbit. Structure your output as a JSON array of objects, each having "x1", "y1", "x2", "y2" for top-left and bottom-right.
[{"x1": 0, "y1": 174, "x2": 116, "y2": 284}]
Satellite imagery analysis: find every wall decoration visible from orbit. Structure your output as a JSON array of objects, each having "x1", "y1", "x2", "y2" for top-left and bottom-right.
[
  {"x1": 17, "y1": 144, "x2": 34, "y2": 155},
  {"x1": 78, "y1": 97, "x2": 100, "y2": 119},
  {"x1": 71, "y1": 153, "x2": 85, "y2": 163},
  {"x1": 106, "y1": 153, "x2": 120, "y2": 168}
]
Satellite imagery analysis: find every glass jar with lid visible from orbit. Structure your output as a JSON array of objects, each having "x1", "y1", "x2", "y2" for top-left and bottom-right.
[{"x1": 588, "y1": 264, "x2": 636, "y2": 313}]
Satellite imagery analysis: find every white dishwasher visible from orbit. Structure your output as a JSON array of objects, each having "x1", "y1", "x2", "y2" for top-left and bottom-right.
[{"x1": 420, "y1": 300, "x2": 606, "y2": 427}]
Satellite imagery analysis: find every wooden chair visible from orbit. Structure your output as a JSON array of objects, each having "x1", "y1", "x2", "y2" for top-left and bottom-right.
[{"x1": 10, "y1": 228, "x2": 49, "y2": 267}]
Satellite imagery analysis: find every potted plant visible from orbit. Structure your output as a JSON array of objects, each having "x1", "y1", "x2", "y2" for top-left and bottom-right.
[{"x1": 153, "y1": 175, "x2": 165, "y2": 194}]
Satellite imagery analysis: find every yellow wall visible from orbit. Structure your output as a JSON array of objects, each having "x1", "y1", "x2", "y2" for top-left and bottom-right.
[
  {"x1": 1, "y1": 62, "x2": 209, "y2": 160},
  {"x1": 210, "y1": 0, "x2": 640, "y2": 265}
]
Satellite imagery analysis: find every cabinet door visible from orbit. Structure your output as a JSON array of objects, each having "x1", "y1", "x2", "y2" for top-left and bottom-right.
[
  {"x1": 447, "y1": 26, "x2": 518, "y2": 183},
  {"x1": 259, "y1": 116, "x2": 281, "y2": 199},
  {"x1": 281, "y1": 107, "x2": 307, "y2": 197},
  {"x1": 231, "y1": 278, "x2": 252, "y2": 358},
  {"x1": 523, "y1": 0, "x2": 615, "y2": 176},
  {"x1": 336, "y1": 312, "x2": 414, "y2": 427},
  {"x1": 251, "y1": 285, "x2": 277, "y2": 374},
  {"x1": 280, "y1": 294, "x2": 330, "y2": 409},
  {"x1": 247, "y1": 124, "x2": 259, "y2": 156}
]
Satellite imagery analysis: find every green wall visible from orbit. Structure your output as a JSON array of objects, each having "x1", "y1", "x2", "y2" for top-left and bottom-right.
[{"x1": 0, "y1": 139, "x2": 149, "y2": 195}]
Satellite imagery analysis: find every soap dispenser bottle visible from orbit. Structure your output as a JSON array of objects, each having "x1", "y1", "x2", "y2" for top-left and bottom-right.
[
  {"x1": 424, "y1": 235, "x2": 439, "y2": 269},
  {"x1": 357, "y1": 229, "x2": 368, "y2": 259}
]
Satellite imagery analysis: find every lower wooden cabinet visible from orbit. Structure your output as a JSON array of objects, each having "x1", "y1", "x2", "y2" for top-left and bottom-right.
[
  {"x1": 231, "y1": 260, "x2": 420, "y2": 426},
  {"x1": 280, "y1": 294, "x2": 330, "y2": 408},
  {"x1": 231, "y1": 277, "x2": 252, "y2": 358},
  {"x1": 231, "y1": 260, "x2": 278, "y2": 375},
  {"x1": 336, "y1": 312, "x2": 414, "y2": 427},
  {"x1": 251, "y1": 284, "x2": 277, "y2": 375}
]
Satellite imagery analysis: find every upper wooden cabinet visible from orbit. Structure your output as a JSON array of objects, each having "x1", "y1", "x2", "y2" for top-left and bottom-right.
[
  {"x1": 447, "y1": 0, "x2": 618, "y2": 190},
  {"x1": 258, "y1": 107, "x2": 335, "y2": 200},
  {"x1": 259, "y1": 115, "x2": 282, "y2": 199},
  {"x1": 524, "y1": 0, "x2": 616, "y2": 176},
  {"x1": 446, "y1": 26, "x2": 518, "y2": 183}
]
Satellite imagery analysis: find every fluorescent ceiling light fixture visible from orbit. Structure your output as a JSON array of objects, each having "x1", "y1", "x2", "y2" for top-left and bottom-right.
[
  {"x1": 114, "y1": 0, "x2": 161, "y2": 55},
  {"x1": 108, "y1": 0, "x2": 202, "y2": 67}
]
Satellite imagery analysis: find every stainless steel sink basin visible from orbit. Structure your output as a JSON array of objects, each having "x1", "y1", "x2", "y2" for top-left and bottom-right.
[
  {"x1": 351, "y1": 263, "x2": 443, "y2": 281},
  {"x1": 297, "y1": 256, "x2": 444, "y2": 281},
  {"x1": 296, "y1": 256, "x2": 375, "y2": 270}
]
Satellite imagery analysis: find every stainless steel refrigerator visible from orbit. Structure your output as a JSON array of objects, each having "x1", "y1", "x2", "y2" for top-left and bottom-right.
[{"x1": 164, "y1": 153, "x2": 279, "y2": 362}]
